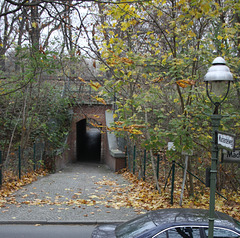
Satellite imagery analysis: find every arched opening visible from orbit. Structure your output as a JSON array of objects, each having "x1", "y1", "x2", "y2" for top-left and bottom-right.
[{"x1": 76, "y1": 118, "x2": 101, "y2": 162}]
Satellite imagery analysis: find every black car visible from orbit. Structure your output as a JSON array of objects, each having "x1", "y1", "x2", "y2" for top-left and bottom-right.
[{"x1": 91, "y1": 208, "x2": 240, "y2": 238}]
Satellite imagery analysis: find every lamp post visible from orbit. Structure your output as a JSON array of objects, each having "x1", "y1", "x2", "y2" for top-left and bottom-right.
[{"x1": 204, "y1": 57, "x2": 233, "y2": 238}]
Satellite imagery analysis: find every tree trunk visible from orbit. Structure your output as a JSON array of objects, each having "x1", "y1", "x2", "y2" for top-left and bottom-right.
[
  {"x1": 187, "y1": 157, "x2": 194, "y2": 197},
  {"x1": 145, "y1": 110, "x2": 161, "y2": 194},
  {"x1": 30, "y1": 1, "x2": 40, "y2": 50},
  {"x1": 4, "y1": 110, "x2": 22, "y2": 167},
  {"x1": 179, "y1": 155, "x2": 188, "y2": 206}
]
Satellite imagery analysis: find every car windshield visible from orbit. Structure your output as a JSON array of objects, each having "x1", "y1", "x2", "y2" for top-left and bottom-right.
[{"x1": 115, "y1": 214, "x2": 156, "y2": 238}]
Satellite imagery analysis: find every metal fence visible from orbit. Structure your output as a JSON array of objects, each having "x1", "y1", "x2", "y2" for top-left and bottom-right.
[
  {"x1": 126, "y1": 145, "x2": 169, "y2": 181},
  {"x1": 0, "y1": 141, "x2": 45, "y2": 188},
  {"x1": 125, "y1": 145, "x2": 227, "y2": 205}
]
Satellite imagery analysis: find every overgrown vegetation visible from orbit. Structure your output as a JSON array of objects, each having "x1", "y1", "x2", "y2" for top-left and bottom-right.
[
  {"x1": 94, "y1": 0, "x2": 240, "y2": 196},
  {"x1": 0, "y1": 46, "x2": 73, "y2": 173},
  {"x1": 0, "y1": 0, "x2": 239, "y2": 210}
]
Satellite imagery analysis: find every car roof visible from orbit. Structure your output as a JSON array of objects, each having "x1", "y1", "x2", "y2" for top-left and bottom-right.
[{"x1": 148, "y1": 208, "x2": 240, "y2": 231}]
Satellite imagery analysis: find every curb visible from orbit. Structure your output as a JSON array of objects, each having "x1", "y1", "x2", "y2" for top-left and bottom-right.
[{"x1": 0, "y1": 220, "x2": 126, "y2": 225}]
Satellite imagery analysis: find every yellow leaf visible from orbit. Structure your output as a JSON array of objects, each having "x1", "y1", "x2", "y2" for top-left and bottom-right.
[
  {"x1": 92, "y1": 96, "x2": 106, "y2": 105},
  {"x1": 188, "y1": 31, "x2": 196, "y2": 38},
  {"x1": 78, "y1": 77, "x2": 86, "y2": 83},
  {"x1": 176, "y1": 79, "x2": 195, "y2": 88},
  {"x1": 32, "y1": 22, "x2": 38, "y2": 28},
  {"x1": 89, "y1": 81, "x2": 101, "y2": 90},
  {"x1": 109, "y1": 38, "x2": 114, "y2": 44}
]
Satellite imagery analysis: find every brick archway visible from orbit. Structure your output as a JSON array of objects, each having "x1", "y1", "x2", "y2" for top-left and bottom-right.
[
  {"x1": 55, "y1": 103, "x2": 126, "y2": 171},
  {"x1": 66, "y1": 104, "x2": 112, "y2": 164}
]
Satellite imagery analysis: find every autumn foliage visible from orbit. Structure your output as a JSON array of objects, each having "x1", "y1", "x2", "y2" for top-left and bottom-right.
[
  {"x1": 0, "y1": 169, "x2": 47, "y2": 207},
  {"x1": 94, "y1": 170, "x2": 240, "y2": 221},
  {"x1": 0, "y1": 166, "x2": 239, "y2": 222}
]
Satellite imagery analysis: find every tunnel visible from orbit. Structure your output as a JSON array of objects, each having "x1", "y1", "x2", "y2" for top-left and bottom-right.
[{"x1": 76, "y1": 118, "x2": 101, "y2": 162}]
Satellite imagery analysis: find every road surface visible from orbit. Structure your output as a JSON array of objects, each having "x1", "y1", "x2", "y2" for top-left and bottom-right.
[{"x1": 0, "y1": 224, "x2": 96, "y2": 238}]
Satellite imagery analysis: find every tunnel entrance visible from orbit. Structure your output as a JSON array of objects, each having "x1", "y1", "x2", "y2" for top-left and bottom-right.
[{"x1": 76, "y1": 119, "x2": 101, "y2": 162}]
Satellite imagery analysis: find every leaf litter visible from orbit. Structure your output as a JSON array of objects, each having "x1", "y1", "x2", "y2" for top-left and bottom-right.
[{"x1": 0, "y1": 168, "x2": 239, "y2": 221}]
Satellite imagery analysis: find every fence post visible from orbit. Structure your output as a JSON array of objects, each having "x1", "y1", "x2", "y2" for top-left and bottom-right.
[
  {"x1": 18, "y1": 146, "x2": 21, "y2": 180},
  {"x1": 127, "y1": 146, "x2": 131, "y2": 172},
  {"x1": 33, "y1": 143, "x2": 36, "y2": 171},
  {"x1": 171, "y1": 160, "x2": 175, "y2": 205},
  {"x1": 133, "y1": 145, "x2": 136, "y2": 174},
  {"x1": 143, "y1": 149, "x2": 146, "y2": 181},
  {"x1": 0, "y1": 150, "x2": 2, "y2": 188},
  {"x1": 156, "y1": 154, "x2": 160, "y2": 181},
  {"x1": 124, "y1": 149, "x2": 127, "y2": 168}
]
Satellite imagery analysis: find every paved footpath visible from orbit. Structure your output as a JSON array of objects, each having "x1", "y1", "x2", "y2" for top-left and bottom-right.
[{"x1": 0, "y1": 163, "x2": 142, "y2": 224}]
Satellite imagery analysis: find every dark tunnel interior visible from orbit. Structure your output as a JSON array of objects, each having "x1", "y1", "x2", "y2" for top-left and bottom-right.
[{"x1": 76, "y1": 119, "x2": 101, "y2": 162}]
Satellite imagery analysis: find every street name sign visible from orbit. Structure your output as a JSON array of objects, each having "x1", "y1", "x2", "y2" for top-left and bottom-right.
[
  {"x1": 222, "y1": 149, "x2": 240, "y2": 163},
  {"x1": 217, "y1": 131, "x2": 235, "y2": 151}
]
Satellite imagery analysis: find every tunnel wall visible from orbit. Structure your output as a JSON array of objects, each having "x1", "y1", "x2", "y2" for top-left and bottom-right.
[
  {"x1": 105, "y1": 110, "x2": 126, "y2": 172},
  {"x1": 54, "y1": 104, "x2": 126, "y2": 172}
]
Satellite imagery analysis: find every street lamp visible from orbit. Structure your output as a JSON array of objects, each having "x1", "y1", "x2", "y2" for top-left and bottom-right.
[{"x1": 204, "y1": 57, "x2": 233, "y2": 238}]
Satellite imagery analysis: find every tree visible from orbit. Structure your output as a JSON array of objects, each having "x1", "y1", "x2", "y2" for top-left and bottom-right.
[
  {"x1": 0, "y1": 0, "x2": 97, "y2": 170},
  {"x1": 93, "y1": 0, "x2": 240, "y2": 193},
  {"x1": 0, "y1": 1, "x2": 19, "y2": 72}
]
